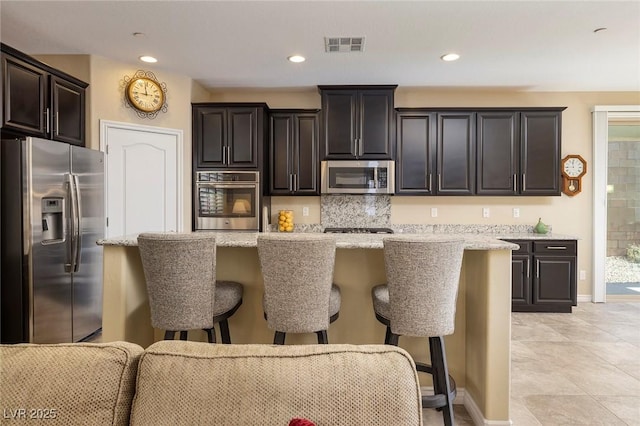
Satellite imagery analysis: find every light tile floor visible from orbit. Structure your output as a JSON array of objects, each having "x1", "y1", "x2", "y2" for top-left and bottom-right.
[{"x1": 423, "y1": 302, "x2": 640, "y2": 425}]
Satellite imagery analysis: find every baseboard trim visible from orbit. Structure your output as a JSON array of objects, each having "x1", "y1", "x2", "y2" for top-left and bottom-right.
[
  {"x1": 577, "y1": 294, "x2": 592, "y2": 303},
  {"x1": 420, "y1": 386, "x2": 513, "y2": 425}
]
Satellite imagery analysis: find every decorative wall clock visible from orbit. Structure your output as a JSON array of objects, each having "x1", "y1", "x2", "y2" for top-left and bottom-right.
[
  {"x1": 561, "y1": 154, "x2": 587, "y2": 196},
  {"x1": 123, "y1": 70, "x2": 168, "y2": 118}
]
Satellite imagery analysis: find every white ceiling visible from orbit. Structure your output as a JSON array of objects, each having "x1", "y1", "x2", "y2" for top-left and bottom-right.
[{"x1": 1, "y1": 0, "x2": 639, "y2": 91}]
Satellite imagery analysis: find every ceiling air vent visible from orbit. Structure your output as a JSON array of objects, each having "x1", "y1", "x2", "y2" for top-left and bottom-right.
[{"x1": 325, "y1": 37, "x2": 365, "y2": 53}]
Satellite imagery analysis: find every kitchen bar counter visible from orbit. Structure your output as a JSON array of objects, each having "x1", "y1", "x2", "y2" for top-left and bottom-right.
[{"x1": 98, "y1": 230, "x2": 559, "y2": 425}]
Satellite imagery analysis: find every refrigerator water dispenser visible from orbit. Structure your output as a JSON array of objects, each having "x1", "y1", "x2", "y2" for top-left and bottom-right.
[{"x1": 41, "y1": 198, "x2": 64, "y2": 243}]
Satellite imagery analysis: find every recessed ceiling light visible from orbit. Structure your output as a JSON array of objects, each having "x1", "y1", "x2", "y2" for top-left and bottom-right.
[
  {"x1": 441, "y1": 53, "x2": 460, "y2": 62},
  {"x1": 139, "y1": 56, "x2": 158, "y2": 63},
  {"x1": 287, "y1": 55, "x2": 306, "y2": 63}
]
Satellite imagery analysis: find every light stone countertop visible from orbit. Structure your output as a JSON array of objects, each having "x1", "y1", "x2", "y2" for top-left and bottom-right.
[{"x1": 98, "y1": 231, "x2": 547, "y2": 251}]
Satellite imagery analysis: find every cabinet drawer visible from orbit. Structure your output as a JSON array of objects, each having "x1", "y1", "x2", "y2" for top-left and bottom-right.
[
  {"x1": 533, "y1": 240, "x2": 577, "y2": 255},
  {"x1": 504, "y1": 240, "x2": 531, "y2": 254}
]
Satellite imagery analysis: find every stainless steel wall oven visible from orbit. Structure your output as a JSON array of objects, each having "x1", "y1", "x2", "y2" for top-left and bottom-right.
[{"x1": 194, "y1": 171, "x2": 260, "y2": 231}]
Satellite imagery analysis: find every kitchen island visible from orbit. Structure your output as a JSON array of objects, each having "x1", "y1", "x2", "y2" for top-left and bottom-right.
[{"x1": 100, "y1": 232, "x2": 517, "y2": 424}]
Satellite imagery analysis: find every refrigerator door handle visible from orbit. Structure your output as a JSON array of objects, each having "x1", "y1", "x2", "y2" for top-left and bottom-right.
[
  {"x1": 72, "y1": 174, "x2": 82, "y2": 273},
  {"x1": 66, "y1": 173, "x2": 80, "y2": 273},
  {"x1": 64, "y1": 174, "x2": 76, "y2": 272}
]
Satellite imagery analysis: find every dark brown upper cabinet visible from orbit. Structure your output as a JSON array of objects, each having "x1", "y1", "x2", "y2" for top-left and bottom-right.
[
  {"x1": 319, "y1": 85, "x2": 396, "y2": 160},
  {"x1": 396, "y1": 111, "x2": 436, "y2": 194},
  {"x1": 269, "y1": 110, "x2": 319, "y2": 195},
  {"x1": 476, "y1": 108, "x2": 564, "y2": 196},
  {"x1": 1, "y1": 43, "x2": 87, "y2": 146},
  {"x1": 520, "y1": 110, "x2": 562, "y2": 195},
  {"x1": 396, "y1": 110, "x2": 475, "y2": 195},
  {"x1": 437, "y1": 112, "x2": 476, "y2": 195},
  {"x1": 192, "y1": 103, "x2": 267, "y2": 170}
]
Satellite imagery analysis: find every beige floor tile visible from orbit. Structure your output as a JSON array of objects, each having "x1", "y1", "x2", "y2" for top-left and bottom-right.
[
  {"x1": 597, "y1": 396, "x2": 640, "y2": 425},
  {"x1": 575, "y1": 341, "x2": 640, "y2": 364},
  {"x1": 422, "y1": 405, "x2": 472, "y2": 425},
  {"x1": 511, "y1": 321, "x2": 569, "y2": 342},
  {"x1": 523, "y1": 395, "x2": 627, "y2": 425},
  {"x1": 518, "y1": 341, "x2": 610, "y2": 369},
  {"x1": 616, "y1": 362, "x2": 640, "y2": 381},
  {"x1": 552, "y1": 323, "x2": 623, "y2": 342},
  {"x1": 511, "y1": 366, "x2": 586, "y2": 397},
  {"x1": 510, "y1": 397, "x2": 543, "y2": 426},
  {"x1": 561, "y1": 362, "x2": 640, "y2": 396}
]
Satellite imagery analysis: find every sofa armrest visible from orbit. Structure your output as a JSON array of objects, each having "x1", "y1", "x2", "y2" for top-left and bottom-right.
[
  {"x1": 1, "y1": 342, "x2": 143, "y2": 426},
  {"x1": 130, "y1": 342, "x2": 422, "y2": 426}
]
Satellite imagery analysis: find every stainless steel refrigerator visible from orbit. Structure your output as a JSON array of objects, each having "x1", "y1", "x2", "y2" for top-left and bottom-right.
[{"x1": 1, "y1": 137, "x2": 104, "y2": 343}]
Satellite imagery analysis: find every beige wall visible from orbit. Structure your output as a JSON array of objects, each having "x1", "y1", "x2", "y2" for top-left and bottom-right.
[{"x1": 34, "y1": 56, "x2": 639, "y2": 298}]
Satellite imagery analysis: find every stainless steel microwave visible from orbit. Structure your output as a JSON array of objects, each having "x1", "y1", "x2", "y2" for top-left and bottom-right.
[{"x1": 321, "y1": 160, "x2": 395, "y2": 194}]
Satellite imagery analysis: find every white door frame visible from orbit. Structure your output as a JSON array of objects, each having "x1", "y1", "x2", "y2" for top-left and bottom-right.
[
  {"x1": 99, "y1": 120, "x2": 184, "y2": 236},
  {"x1": 592, "y1": 105, "x2": 640, "y2": 303}
]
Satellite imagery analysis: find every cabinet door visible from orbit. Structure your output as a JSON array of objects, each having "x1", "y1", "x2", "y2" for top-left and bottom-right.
[
  {"x1": 228, "y1": 108, "x2": 259, "y2": 168},
  {"x1": 293, "y1": 113, "x2": 319, "y2": 194},
  {"x1": 437, "y1": 112, "x2": 475, "y2": 195},
  {"x1": 521, "y1": 111, "x2": 561, "y2": 195},
  {"x1": 512, "y1": 255, "x2": 532, "y2": 306},
  {"x1": 476, "y1": 111, "x2": 518, "y2": 195},
  {"x1": 321, "y1": 90, "x2": 356, "y2": 159},
  {"x1": 51, "y1": 76, "x2": 85, "y2": 146},
  {"x1": 396, "y1": 111, "x2": 435, "y2": 194},
  {"x1": 1, "y1": 53, "x2": 47, "y2": 137},
  {"x1": 534, "y1": 256, "x2": 576, "y2": 305},
  {"x1": 193, "y1": 107, "x2": 226, "y2": 169},
  {"x1": 269, "y1": 114, "x2": 294, "y2": 194},
  {"x1": 358, "y1": 89, "x2": 394, "y2": 159}
]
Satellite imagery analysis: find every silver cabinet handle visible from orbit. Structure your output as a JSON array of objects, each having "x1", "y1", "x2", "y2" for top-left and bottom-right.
[
  {"x1": 45, "y1": 108, "x2": 50, "y2": 134},
  {"x1": 513, "y1": 174, "x2": 517, "y2": 193},
  {"x1": 227, "y1": 146, "x2": 231, "y2": 165},
  {"x1": 522, "y1": 173, "x2": 526, "y2": 191},
  {"x1": 536, "y1": 259, "x2": 540, "y2": 278},
  {"x1": 428, "y1": 174, "x2": 432, "y2": 192},
  {"x1": 55, "y1": 112, "x2": 59, "y2": 136},
  {"x1": 546, "y1": 246, "x2": 567, "y2": 250},
  {"x1": 293, "y1": 174, "x2": 298, "y2": 191},
  {"x1": 438, "y1": 174, "x2": 442, "y2": 191},
  {"x1": 358, "y1": 138, "x2": 364, "y2": 157},
  {"x1": 222, "y1": 146, "x2": 226, "y2": 165},
  {"x1": 525, "y1": 258, "x2": 530, "y2": 278}
]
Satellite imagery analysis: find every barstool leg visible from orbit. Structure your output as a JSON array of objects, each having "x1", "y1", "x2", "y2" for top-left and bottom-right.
[
  {"x1": 219, "y1": 320, "x2": 231, "y2": 344},
  {"x1": 430, "y1": 336, "x2": 454, "y2": 426},
  {"x1": 164, "y1": 330, "x2": 175, "y2": 340},
  {"x1": 274, "y1": 331, "x2": 286, "y2": 345},
  {"x1": 316, "y1": 330, "x2": 328, "y2": 344},
  {"x1": 204, "y1": 328, "x2": 216, "y2": 343},
  {"x1": 387, "y1": 331, "x2": 400, "y2": 346},
  {"x1": 384, "y1": 326, "x2": 392, "y2": 344},
  {"x1": 179, "y1": 330, "x2": 188, "y2": 341}
]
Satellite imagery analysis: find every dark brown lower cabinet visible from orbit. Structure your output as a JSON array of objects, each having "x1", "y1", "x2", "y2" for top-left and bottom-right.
[{"x1": 506, "y1": 239, "x2": 577, "y2": 313}]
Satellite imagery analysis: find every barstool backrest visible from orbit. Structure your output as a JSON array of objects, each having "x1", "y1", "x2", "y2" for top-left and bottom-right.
[
  {"x1": 137, "y1": 233, "x2": 216, "y2": 331},
  {"x1": 383, "y1": 237, "x2": 465, "y2": 337},
  {"x1": 257, "y1": 234, "x2": 336, "y2": 333}
]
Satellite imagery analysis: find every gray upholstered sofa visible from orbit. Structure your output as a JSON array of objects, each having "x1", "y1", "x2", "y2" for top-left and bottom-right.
[{"x1": 1, "y1": 341, "x2": 423, "y2": 425}]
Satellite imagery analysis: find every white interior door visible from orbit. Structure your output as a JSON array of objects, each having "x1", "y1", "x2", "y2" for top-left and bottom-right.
[{"x1": 100, "y1": 120, "x2": 183, "y2": 238}]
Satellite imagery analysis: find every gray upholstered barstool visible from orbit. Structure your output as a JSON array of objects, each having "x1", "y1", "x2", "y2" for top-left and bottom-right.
[
  {"x1": 371, "y1": 237, "x2": 465, "y2": 426},
  {"x1": 137, "y1": 233, "x2": 243, "y2": 343},
  {"x1": 257, "y1": 233, "x2": 340, "y2": 345}
]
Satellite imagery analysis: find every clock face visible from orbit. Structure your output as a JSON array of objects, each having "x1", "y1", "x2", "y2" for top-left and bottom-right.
[
  {"x1": 563, "y1": 157, "x2": 585, "y2": 178},
  {"x1": 126, "y1": 78, "x2": 164, "y2": 113}
]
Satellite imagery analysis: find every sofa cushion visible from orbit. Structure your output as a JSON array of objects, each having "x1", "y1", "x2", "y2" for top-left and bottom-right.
[
  {"x1": 0, "y1": 341, "x2": 143, "y2": 426},
  {"x1": 130, "y1": 341, "x2": 422, "y2": 426}
]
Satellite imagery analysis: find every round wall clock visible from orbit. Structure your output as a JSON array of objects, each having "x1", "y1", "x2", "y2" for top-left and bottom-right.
[
  {"x1": 561, "y1": 154, "x2": 587, "y2": 196},
  {"x1": 123, "y1": 70, "x2": 168, "y2": 118}
]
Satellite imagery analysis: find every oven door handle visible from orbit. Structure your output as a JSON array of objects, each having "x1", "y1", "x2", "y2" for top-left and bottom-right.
[{"x1": 197, "y1": 183, "x2": 257, "y2": 189}]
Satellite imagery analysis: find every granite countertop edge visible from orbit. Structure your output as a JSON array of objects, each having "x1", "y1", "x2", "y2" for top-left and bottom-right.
[{"x1": 98, "y1": 230, "x2": 578, "y2": 250}]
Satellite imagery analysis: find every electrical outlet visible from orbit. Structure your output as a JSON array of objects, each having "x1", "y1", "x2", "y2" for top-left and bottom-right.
[
  {"x1": 482, "y1": 208, "x2": 490, "y2": 218},
  {"x1": 513, "y1": 208, "x2": 520, "y2": 218},
  {"x1": 579, "y1": 270, "x2": 586, "y2": 280},
  {"x1": 302, "y1": 206, "x2": 309, "y2": 217},
  {"x1": 431, "y1": 207, "x2": 438, "y2": 218}
]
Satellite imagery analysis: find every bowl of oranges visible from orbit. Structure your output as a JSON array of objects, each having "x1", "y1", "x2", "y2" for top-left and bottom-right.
[{"x1": 278, "y1": 210, "x2": 294, "y2": 232}]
